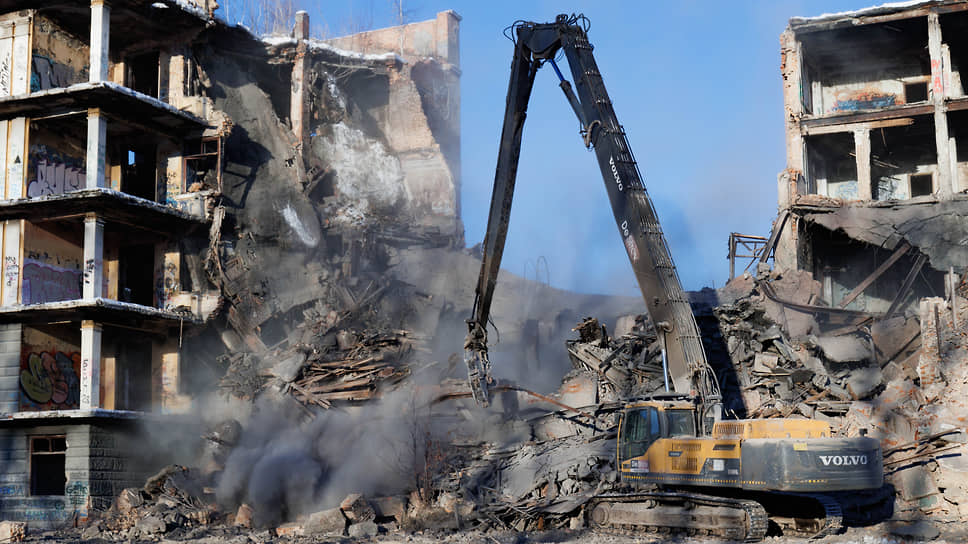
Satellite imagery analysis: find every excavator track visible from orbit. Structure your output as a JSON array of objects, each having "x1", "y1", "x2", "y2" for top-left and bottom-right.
[
  {"x1": 587, "y1": 491, "x2": 768, "y2": 542},
  {"x1": 763, "y1": 492, "x2": 843, "y2": 539}
]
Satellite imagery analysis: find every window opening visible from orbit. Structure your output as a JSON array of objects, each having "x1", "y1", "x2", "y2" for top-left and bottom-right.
[
  {"x1": 30, "y1": 435, "x2": 66, "y2": 496},
  {"x1": 183, "y1": 136, "x2": 223, "y2": 193},
  {"x1": 904, "y1": 82, "x2": 928, "y2": 103},
  {"x1": 910, "y1": 173, "x2": 933, "y2": 196},
  {"x1": 127, "y1": 51, "x2": 160, "y2": 98},
  {"x1": 122, "y1": 145, "x2": 158, "y2": 201}
]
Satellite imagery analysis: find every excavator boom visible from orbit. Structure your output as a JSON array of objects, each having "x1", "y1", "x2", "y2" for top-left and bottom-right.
[{"x1": 465, "y1": 14, "x2": 720, "y2": 407}]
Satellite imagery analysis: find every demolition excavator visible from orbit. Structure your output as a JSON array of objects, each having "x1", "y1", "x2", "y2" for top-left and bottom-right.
[{"x1": 464, "y1": 14, "x2": 890, "y2": 540}]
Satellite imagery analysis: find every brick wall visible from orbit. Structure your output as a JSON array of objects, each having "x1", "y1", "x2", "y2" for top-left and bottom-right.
[{"x1": 0, "y1": 423, "x2": 149, "y2": 529}]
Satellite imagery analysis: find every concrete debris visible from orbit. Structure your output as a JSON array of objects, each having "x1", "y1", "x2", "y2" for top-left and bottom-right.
[
  {"x1": 340, "y1": 493, "x2": 376, "y2": 523},
  {"x1": 101, "y1": 466, "x2": 217, "y2": 535},
  {"x1": 890, "y1": 520, "x2": 942, "y2": 541},
  {"x1": 347, "y1": 520, "x2": 380, "y2": 538},
  {"x1": 302, "y1": 507, "x2": 347, "y2": 536},
  {"x1": 0, "y1": 521, "x2": 26, "y2": 542}
]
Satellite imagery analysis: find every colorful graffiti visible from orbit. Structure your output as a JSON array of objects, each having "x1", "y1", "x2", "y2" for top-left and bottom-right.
[
  {"x1": 27, "y1": 144, "x2": 86, "y2": 198},
  {"x1": 831, "y1": 90, "x2": 898, "y2": 112},
  {"x1": 21, "y1": 259, "x2": 82, "y2": 305},
  {"x1": 19, "y1": 349, "x2": 81, "y2": 411}
]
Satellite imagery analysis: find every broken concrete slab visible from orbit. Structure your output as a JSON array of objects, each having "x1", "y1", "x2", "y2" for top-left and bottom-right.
[
  {"x1": 303, "y1": 507, "x2": 347, "y2": 536},
  {"x1": 752, "y1": 352, "x2": 779, "y2": 373},
  {"x1": 135, "y1": 515, "x2": 167, "y2": 535},
  {"x1": 370, "y1": 496, "x2": 407, "y2": 522},
  {"x1": 0, "y1": 521, "x2": 26, "y2": 542},
  {"x1": 890, "y1": 520, "x2": 941, "y2": 541},
  {"x1": 815, "y1": 334, "x2": 874, "y2": 363},
  {"x1": 802, "y1": 201, "x2": 968, "y2": 274},
  {"x1": 896, "y1": 466, "x2": 941, "y2": 501},
  {"x1": 271, "y1": 352, "x2": 306, "y2": 383},
  {"x1": 845, "y1": 366, "x2": 883, "y2": 400},
  {"x1": 340, "y1": 493, "x2": 376, "y2": 522},
  {"x1": 347, "y1": 520, "x2": 379, "y2": 539}
]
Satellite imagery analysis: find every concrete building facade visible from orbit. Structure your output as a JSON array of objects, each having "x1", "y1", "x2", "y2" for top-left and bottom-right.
[
  {"x1": 0, "y1": 0, "x2": 223, "y2": 525},
  {"x1": 775, "y1": 0, "x2": 968, "y2": 314},
  {"x1": 0, "y1": 0, "x2": 461, "y2": 527}
]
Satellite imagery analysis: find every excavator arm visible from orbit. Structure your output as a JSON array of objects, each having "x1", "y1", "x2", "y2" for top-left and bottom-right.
[{"x1": 465, "y1": 14, "x2": 720, "y2": 409}]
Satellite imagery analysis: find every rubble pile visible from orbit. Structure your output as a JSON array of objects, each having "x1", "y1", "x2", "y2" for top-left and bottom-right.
[
  {"x1": 713, "y1": 272, "x2": 968, "y2": 519},
  {"x1": 447, "y1": 434, "x2": 616, "y2": 531},
  {"x1": 91, "y1": 466, "x2": 218, "y2": 539},
  {"x1": 564, "y1": 317, "x2": 664, "y2": 402},
  {"x1": 218, "y1": 325, "x2": 415, "y2": 408}
]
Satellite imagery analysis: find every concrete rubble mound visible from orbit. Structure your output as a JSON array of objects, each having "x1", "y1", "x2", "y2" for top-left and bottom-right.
[{"x1": 90, "y1": 465, "x2": 217, "y2": 539}]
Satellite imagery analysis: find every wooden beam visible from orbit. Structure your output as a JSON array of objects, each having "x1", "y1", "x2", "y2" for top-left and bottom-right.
[
  {"x1": 838, "y1": 241, "x2": 911, "y2": 309},
  {"x1": 799, "y1": 104, "x2": 934, "y2": 131},
  {"x1": 886, "y1": 253, "x2": 928, "y2": 317},
  {"x1": 804, "y1": 117, "x2": 915, "y2": 136}
]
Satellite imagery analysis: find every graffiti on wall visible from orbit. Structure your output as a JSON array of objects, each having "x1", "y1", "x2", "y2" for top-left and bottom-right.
[
  {"x1": 21, "y1": 259, "x2": 82, "y2": 305},
  {"x1": 4, "y1": 256, "x2": 19, "y2": 291},
  {"x1": 30, "y1": 54, "x2": 84, "y2": 92},
  {"x1": 27, "y1": 144, "x2": 86, "y2": 198},
  {"x1": 0, "y1": 57, "x2": 9, "y2": 95},
  {"x1": 19, "y1": 349, "x2": 81, "y2": 411},
  {"x1": 155, "y1": 261, "x2": 179, "y2": 309},
  {"x1": 831, "y1": 90, "x2": 898, "y2": 112}
]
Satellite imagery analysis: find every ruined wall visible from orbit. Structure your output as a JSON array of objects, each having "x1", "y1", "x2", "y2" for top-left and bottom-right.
[
  {"x1": 21, "y1": 223, "x2": 83, "y2": 306},
  {"x1": 30, "y1": 15, "x2": 89, "y2": 92},
  {"x1": 0, "y1": 424, "x2": 151, "y2": 528},
  {"x1": 321, "y1": 11, "x2": 462, "y2": 233},
  {"x1": 18, "y1": 325, "x2": 81, "y2": 412},
  {"x1": 324, "y1": 11, "x2": 460, "y2": 67}
]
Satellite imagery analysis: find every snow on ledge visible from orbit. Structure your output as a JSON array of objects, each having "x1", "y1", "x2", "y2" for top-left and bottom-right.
[
  {"x1": 791, "y1": 0, "x2": 936, "y2": 25},
  {"x1": 262, "y1": 35, "x2": 405, "y2": 64}
]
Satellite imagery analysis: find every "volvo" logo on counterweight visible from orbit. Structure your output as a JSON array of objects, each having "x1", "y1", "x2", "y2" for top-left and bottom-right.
[{"x1": 818, "y1": 455, "x2": 868, "y2": 466}]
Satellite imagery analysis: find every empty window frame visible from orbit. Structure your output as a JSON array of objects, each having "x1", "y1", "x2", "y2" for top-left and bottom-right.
[
  {"x1": 904, "y1": 81, "x2": 929, "y2": 103},
  {"x1": 910, "y1": 173, "x2": 934, "y2": 196},
  {"x1": 870, "y1": 119, "x2": 937, "y2": 200},
  {"x1": 29, "y1": 435, "x2": 66, "y2": 496},
  {"x1": 183, "y1": 136, "x2": 223, "y2": 193},
  {"x1": 805, "y1": 132, "x2": 858, "y2": 198}
]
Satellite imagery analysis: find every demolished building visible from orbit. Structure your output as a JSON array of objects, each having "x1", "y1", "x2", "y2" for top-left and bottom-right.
[
  {"x1": 0, "y1": 0, "x2": 465, "y2": 527},
  {"x1": 777, "y1": 0, "x2": 967, "y2": 314}
]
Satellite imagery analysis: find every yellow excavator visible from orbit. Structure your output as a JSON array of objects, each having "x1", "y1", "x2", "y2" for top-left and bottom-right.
[{"x1": 463, "y1": 14, "x2": 890, "y2": 540}]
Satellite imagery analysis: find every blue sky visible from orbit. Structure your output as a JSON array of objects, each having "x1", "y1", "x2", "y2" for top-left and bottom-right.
[{"x1": 219, "y1": 1, "x2": 882, "y2": 295}]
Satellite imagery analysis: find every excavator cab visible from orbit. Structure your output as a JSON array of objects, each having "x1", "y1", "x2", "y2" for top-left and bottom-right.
[
  {"x1": 619, "y1": 407, "x2": 661, "y2": 461},
  {"x1": 618, "y1": 400, "x2": 700, "y2": 469}
]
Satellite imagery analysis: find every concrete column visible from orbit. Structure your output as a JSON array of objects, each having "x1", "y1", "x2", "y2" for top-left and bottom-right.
[
  {"x1": 928, "y1": 13, "x2": 954, "y2": 198},
  {"x1": 1, "y1": 220, "x2": 21, "y2": 306},
  {"x1": 290, "y1": 11, "x2": 310, "y2": 155},
  {"x1": 86, "y1": 108, "x2": 107, "y2": 189},
  {"x1": 80, "y1": 320, "x2": 102, "y2": 410},
  {"x1": 89, "y1": 0, "x2": 111, "y2": 83},
  {"x1": 83, "y1": 214, "x2": 104, "y2": 300},
  {"x1": 854, "y1": 129, "x2": 872, "y2": 200},
  {"x1": 780, "y1": 31, "x2": 805, "y2": 208}
]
